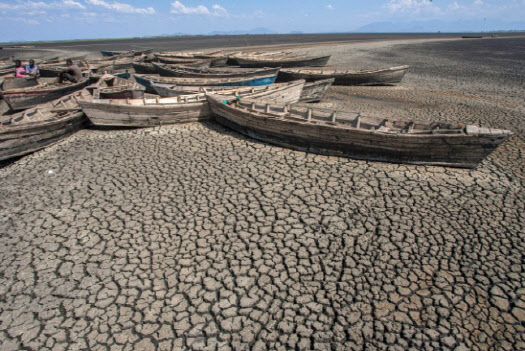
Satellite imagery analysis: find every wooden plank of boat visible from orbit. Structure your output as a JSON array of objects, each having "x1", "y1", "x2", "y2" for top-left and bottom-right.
[
  {"x1": 299, "y1": 78, "x2": 334, "y2": 103},
  {"x1": 133, "y1": 73, "x2": 278, "y2": 90},
  {"x1": 234, "y1": 55, "x2": 331, "y2": 68},
  {"x1": 278, "y1": 65, "x2": 410, "y2": 85},
  {"x1": 152, "y1": 80, "x2": 305, "y2": 98},
  {"x1": 78, "y1": 80, "x2": 305, "y2": 128},
  {"x1": 206, "y1": 94, "x2": 513, "y2": 168},
  {"x1": 0, "y1": 89, "x2": 90, "y2": 161},
  {"x1": 132, "y1": 62, "x2": 157, "y2": 74},
  {"x1": 152, "y1": 63, "x2": 280, "y2": 79},
  {"x1": 0, "y1": 76, "x2": 91, "y2": 111},
  {"x1": 1, "y1": 77, "x2": 39, "y2": 90}
]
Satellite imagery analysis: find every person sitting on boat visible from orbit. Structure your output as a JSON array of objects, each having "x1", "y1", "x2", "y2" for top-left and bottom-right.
[
  {"x1": 25, "y1": 59, "x2": 39, "y2": 77},
  {"x1": 15, "y1": 60, "x2": 26, "y2": 77},
  {"x1": 59, "y1": 59, "x2": 82, "y2": 83}
]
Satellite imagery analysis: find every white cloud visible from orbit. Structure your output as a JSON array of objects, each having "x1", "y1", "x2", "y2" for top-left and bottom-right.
[
  {"x1": 9, "y1": 17, "x2": 40, "y2": 24},
  {"x1": 86, "y1": 0, "x2": 155, "y2": 14},
  {"x1": 212, "y1": 4, "x2": 228, "y2": 17},
  {"x1": 449, "y1": 2, "x2": 464, "y2": 11},
  {"x1": 0, "y1": 0, "x2": 85, "y2": 10},
  {"x1": 387, "y1": 0, "x2": 433, "y2": 12},
  {"x1": 326, "y1": 4, "x2": 334, "y2": 10},
  {"x1": 170, "y1": 1, "x2": 229, "y2": 16},
  {"x1": 474, "y1": 0, "x2": 483, "y2": 6}
]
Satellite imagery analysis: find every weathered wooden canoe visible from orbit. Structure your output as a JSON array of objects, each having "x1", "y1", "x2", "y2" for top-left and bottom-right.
[
  {"x1": 155, "y1": 56, "x2": 212, "y2": 66},
  {"x1": 152, "y1": 63, "x2": 280, "y2": 79},
  {"x1": 277, "y1": 65, "x2": 410, "y2": 85},
  {"x1": 152, "y1": 80, "x2": 305, "y2": 98},
  {"x1": 299, "y1": 78, "x2": 334, "y2": 103},
  {"x1": 0, "y1": 89, "x2": 90, "y2": 161},
  {"x1": 206, "y1": 95, "x2": 512, "y2": 168},
  {"x1": 78, "y1": 80, "x2": 305, "y2": 128},
  {"x1": 133, "y1": 73, "x2": 278, "y2": 92},
  {"x1": 88, "y1": 74, "x2": 145, "y2": 99},
  {"x1": 155, "y1": 51, "x2": 227, "y2": 66},
  {"x1": 234, "y1": 55, "x2": 331, "y2": 68},
  {"x1": 0, "y1": 76, "x2": 91, "y2": 111},
  {"x1": 101, "y1": 49, "x2": 152, "y2": 57}
]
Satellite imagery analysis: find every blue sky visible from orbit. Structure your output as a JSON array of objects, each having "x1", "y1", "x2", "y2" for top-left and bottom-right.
[{"x1": 0, "y1": 0, "x2": 524, "y2": 42}]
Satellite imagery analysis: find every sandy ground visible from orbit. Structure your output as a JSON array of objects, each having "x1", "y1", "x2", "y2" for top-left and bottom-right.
[{"x1": 0, "y1": 36, "x2": 524, "y2": 351}]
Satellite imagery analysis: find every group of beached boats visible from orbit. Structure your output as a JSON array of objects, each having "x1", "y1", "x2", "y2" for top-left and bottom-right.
[{"x1": 0, "y1": 49, "x2": 512, "y2": 168}]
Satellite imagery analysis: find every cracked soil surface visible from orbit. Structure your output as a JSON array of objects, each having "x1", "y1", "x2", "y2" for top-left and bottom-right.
[{"x1": 1, "y1": 36, "x2": 524, "y2": 350}]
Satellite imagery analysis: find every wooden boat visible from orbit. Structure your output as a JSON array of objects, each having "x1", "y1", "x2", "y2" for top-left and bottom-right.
[
  {"x1": 39, "y1": 61, "x2": 90, "y2": 77},
  {"x1": 277, "y1": 65, "x2": 409, "y2": 86},
  {"x1": 155, "y1": 51, "x2": 227, "y2": 66},
  {"x1": 78, "y1": 80, "x2": 305, "y2": 128},
  {"x1": 89, "y1": 57, "x2": 136, "y2": 72},
  {"x1": 101, "y1": 49, "x2": 152, "y2": 57},
  {"x1": 155, "y1": 56, "x2": 212, "y2": 67},
  {"x1": 206, "y1": 95, "x2": 512, "y2": 168},
  {"x1": 0, "y1": 76, "x2": 91, "y2": 111},
  {"x1": 152, "y1": 63, "x2": 280, "y2": 79},
  {"x1": 152, "y1": 80, "x2": 305, "y2": 98},
  {"x1": 234, "y1": 55, "x2": 331, "y2": 68},
  {"x1": 0, "y1": 89, "x2": 90, "y2": 161},
  {"x1": 299, "y1": 78, "x2": 334, "y2": 103},
  {"x1": 133, "y1": 73, "x2": 278, "y2": 93},
  {"x1": 88, "y1": 74, "x2": 145, "y2": 99},
  {"x1": 132, "y1": 62, "x2": 157, "y2": 74}
]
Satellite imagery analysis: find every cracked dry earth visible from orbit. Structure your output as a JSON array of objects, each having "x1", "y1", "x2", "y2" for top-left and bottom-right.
[{"x1": 1, "y1": 38, "x2": 525, "y2": 351}]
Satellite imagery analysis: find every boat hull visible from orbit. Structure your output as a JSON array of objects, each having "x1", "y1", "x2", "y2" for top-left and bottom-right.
[
  {"x1": 79, "y1": 100, "x2": 212, "y2": 127},
  {"x1": 208, "y1": 97, "x2": 511, "y2": 168},
  {"x1": 0, "y1": 78, "x2": 91, "y2": 111},
  {"x1": 235, "y1": 55, "x2": 330, "y2": 68},
  {"x1": 278, "y1": 66, "x2": 409, "y2": 85},
  {"x1": 0, "y1": 112, "x2": 86, "y2": 161}
]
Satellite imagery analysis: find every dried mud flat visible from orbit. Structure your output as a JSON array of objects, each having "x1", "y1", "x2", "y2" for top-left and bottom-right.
[{"x1": 0, "y1": 37, "x2": 524, "y2": 351}]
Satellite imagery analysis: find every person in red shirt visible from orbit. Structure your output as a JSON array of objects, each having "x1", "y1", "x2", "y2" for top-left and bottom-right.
[{"x1": 15, "y1": 60, "x2": 26, "y2": 78}]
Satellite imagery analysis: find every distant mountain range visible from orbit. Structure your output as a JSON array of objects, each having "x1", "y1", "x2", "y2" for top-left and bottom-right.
[{"x1": 354, "y1": 19, "x2": 525, "y2": 33}]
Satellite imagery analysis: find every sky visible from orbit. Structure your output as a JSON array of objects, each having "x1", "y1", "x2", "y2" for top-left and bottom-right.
[{"x1": 0, "y1": 0, "x2": 524, "y2": 42}]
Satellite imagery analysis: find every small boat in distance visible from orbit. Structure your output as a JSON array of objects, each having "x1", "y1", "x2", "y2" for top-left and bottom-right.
[
  {"x1": 277, "y1": 66, "x2": 409, "y2": 85},
  {"x1": 206, "y1": 94, "x2": 512, "y2": 168},
  {"x1": 233, "y1": 54, "x2": 331, "y2": 68}
]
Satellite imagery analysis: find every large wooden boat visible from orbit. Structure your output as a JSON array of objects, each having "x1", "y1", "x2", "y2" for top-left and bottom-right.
[
  {"x1": 88, "y1": 74, "x2": 145, "y2": 99},
  {"x1": 234, "y1": 54, "x2": 331, "y2": 68},
  {"x1": 152, "y1": 80, "x2": 305, "y2": 98},
  {"x1": 0, "y1": 89, "x2": 90, "y2": 161},
  {"x1": 78, "y1": 80, "x2": 305, "y2": 128},
  {"x1": 206, "y1": 95, "x2": 512, "y2": 168},
  {"x1": 133, "y1": 73, "x2": 278, "y2": 93},
  {"x1": 299, "y1": 79, "x2": 334, "y2": 103},
  {"x1": 0, "y1": 76, "x2": 91, "y2": 111},
  {"x1": 277, "y1": 65, "x2": 410, "y2": 85},
  {"x1": 152, "y1": 63, "x2": 280, "y2": 79}
]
